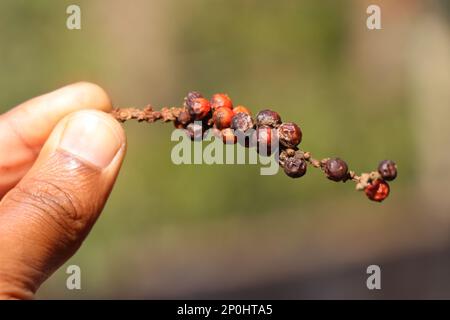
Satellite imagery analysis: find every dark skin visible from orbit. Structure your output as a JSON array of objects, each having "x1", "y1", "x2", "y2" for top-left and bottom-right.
[{"x1": 0, "y1": 82, "x2": 127, "y2": 299}]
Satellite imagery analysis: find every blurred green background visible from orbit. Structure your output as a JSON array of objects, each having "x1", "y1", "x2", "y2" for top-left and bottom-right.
[{"x1": 1, "y1": 0, "x2": 450, "y2": 298}]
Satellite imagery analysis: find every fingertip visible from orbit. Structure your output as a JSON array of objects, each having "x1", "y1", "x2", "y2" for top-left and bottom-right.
[
  {"x1": 0, "y1": 83, "x2": 120, "y2": 199},
  {"x1": 55, "y1": 109, "x2": 126, "y2": 169},
  {"x1": 66, "y1": 82, "x2": 113, "y2": 113},
  {"x1": 0, "y1": 82, "x2": 114, "y2": 152}
]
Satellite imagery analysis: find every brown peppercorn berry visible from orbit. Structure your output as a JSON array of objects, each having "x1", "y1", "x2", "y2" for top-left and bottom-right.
[
  {"x1": 378, "y1": 160, "x2": 397, "y2": 181},
  {"x1": 255, "y1": 109, "x2": 282, "y2": 128},
  {"x1": 284, "y1": 156, "x2": 307, "y2": 178},
  {"x1": 233, "y1": 105, "x2": 251, "y2": 116},
  {"x1": 188, "y1": 97, "x2": 211, "y2": 120},
  {"x1": 324, "y1": 158, "x2": 348, "y2": 182},
  {"x1": 278, "y1": 122, "x2": 302, "y2": 148},
  {"x1": 231, "y1": 112, "x2": 254, "y2": 133},
  {"x1": 221, "y1": 128, "x2": 237, "y2": 144},
  {"x1": 365, "y1": 179, "x2": 390, "y2": 202},
  {"x1": 213, "y1": 107, "x2": 234, "y2": 130},
  {"x1": 174, "y1": 109, "x2": 192, "y2": 129},
  {"x1": 210, "y1": 93, "x2": 233, "y2": 111},
  {"x1": 256, "y1": 126, "x2": 278, "y2": 156}
]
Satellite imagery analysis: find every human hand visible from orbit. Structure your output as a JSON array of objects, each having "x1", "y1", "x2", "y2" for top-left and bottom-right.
[{"x1": 0, "y1": 82, "x2": 127, "y2": 299}]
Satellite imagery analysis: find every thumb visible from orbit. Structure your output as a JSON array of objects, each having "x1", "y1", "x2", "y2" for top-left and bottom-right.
[{"x1": 0, "y1": 110, "x2": 126, "y2": 299}]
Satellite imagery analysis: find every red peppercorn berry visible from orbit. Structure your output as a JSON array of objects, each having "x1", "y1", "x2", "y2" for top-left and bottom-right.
[
  {"x1": 213, "y1": 106, "x2": 234, "y2": 130},
  {"x1": 278, "y1": 122, "x2": 302, "y2": 148},
  {"x1": 233, "y1": 105, "x2": 251, "y2": 116},
  {"x1": 210, "y1": 93, "x2": 233, "y2": 111},
  {"x1": 255, "y1": 109, "x2": 282, "y2": 128},
  {"x1": 284, "y1": 156, "x2": 307, "y2": 178},
  {"x1": 324, "y1": 158, "x2": 348, "y2": 182},
  {"x1": 365, "y1": 179, "x2": 390, "y2": 202},
  {"x1": 378, "y1": 160, "x2": 397, "y2": 181},
  {"x1": 188, "y1": 97, "x2": 211, "y2": 120}
]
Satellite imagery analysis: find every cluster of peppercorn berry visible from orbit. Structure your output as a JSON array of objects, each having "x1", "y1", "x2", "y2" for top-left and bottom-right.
[
  {"x1": 111, "y1": 92, "x2": 398, "y2": 203},
  {"x1": 318, "y1": 157, "x2": 397, "y2": 202},
  {"x1": 177, "y1": 91, "x2": 255, "y2": 146},
  {"x1": 364, "y1": 160, "x2": 397, "y2": 202},
  {"x1": 178, "y1": 92, "x2": 306, "y2": 160}
]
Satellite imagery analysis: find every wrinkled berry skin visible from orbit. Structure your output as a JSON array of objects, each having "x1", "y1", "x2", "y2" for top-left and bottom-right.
[
  {"x1": 185, "y1": 122, "x2": 206, "y2": 141},
  {"x1": 174, "y1": 109, "x2": 192, "y2": 128},
  {"x1": 255, "y1": 109, "x2": 282, "y2": 127},
  {"x1": 221, "y1": 128, "x2": 237, "y2": 144},
  {"x1": 210, "y1": 93, "x2": 233, "y2": 111},
  {"x1": 378, "y1": 160, "x2": 397, "y2": 181},
  {"x1": 184, "y1": 91, "x2": 203, "y2": 108},
  {"x1": 231, "y1": 112, "x2": 254, "y2": 132},
  {"x1": 213, "y1": 107, "x2": 234, "y2": 130},
  {"x1": 324, "y1": 158, "x2": 348, "y2": 181},
  {"x1": 256, "y1": 126, "x2": 278, "y2": 156},
  {"x1": 233, "y1": 105, "x2": 251, "y2": 116},
  {"x1": 188, "y1": 97, "x2": 211, "y2": 120},
  {"x1": 278, "y1": 122, "x2": 302, "y2": 148},
  {"x1": 365, "y1": 179, "x2": 390, "y2": 202},
  {"x1": 284, "y1": 156, "x2": 307, "y2": 178}
]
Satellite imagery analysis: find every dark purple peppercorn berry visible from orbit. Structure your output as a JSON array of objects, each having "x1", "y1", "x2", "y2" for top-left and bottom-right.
[
  {"x1": 378, "y1": 160, "x2": 397, "y2": 181},
  {"x1": 231, "y1": 112, "x2": 254, "y2": 132},
  {"x1": 324, "y1": 158, "x2": 348, "y2": 182},
  {"x1": 284, "y1": 156, "x2": 307, "y2": 178},
  {"x1": 278, "y1": 122, "x2": 302, "y2": 148},
  {"x1": 184, "y1": 91, "x2": 203, "y2": 108},
  {"x1": 255, "y1": 109, "x2": 282, "y2": 127}
]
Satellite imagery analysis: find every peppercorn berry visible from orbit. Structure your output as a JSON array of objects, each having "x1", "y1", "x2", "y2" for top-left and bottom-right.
[
  {"x1": 255, "y1": 109, "x2": 282, "y2": 128},
  {"x1": 233, "y1": 105, "x2": 251, "y2": 116},
  {"x1": 174, "y1": 109, "x2": 192, "y2": 129},
  {"x1": 221, "y1": 128, "x2": 237, "y2": 144},
  {"x1": 184, "y1": 91, "x2": 203, "y2": 108},
  {"x1": 378, "y1": 160, "x2": 397, "y2": 181},
  {"x1": 284, "y1": 156, "x2": 307, "y2": 178},
  {"x1": 210, "y1": 93, "x2": 233, "y2": 111},
  {"x1": 188, "y1": 97, "x2": 211, "y2": 120},
  {"x1": 185, "y1": 122, "x2": 206, "y2": 141},
  {"x1": 365, "y1": 179, "x2": 390, "y2": 202},
  {"x1": 213, "y1": 107, "x2": 234, "y2": 130},
  {"x1": 174, "y1": 121, "x2": 184, "y2": 129},
  {"x1": 231, "y1": 112, "x2": 254, "y2": 133},
  {"x1": 278, "y1": 122, "x2": 302, "y2": 148},
  {"x1": 256, "y1": 126, "x2": 278, "y2": 156},
  {"x1": 324, "y1": 158, "x2": 348, "y2": 181}
]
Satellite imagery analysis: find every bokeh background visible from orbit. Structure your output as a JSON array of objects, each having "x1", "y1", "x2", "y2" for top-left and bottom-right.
[{"x1": 1, "y1": 0, "x2": 450, "y2": 299}]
